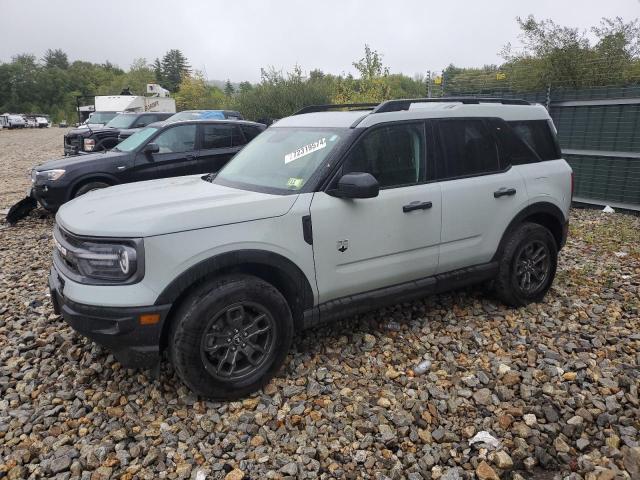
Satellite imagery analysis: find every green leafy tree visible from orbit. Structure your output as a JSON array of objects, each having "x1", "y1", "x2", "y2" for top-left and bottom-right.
[
  {"x1": 238, "y1": 81, "x2": 253, "y2": 94},
  {"x1": 332, "y1": 45, "x2": 391, "y2": 103},
  {"x1": 174, "y1": 72, "x2": 224, "y2": 110},
  {"x1": 43, "y1": 49, "x2": 69, "y2": 69}
]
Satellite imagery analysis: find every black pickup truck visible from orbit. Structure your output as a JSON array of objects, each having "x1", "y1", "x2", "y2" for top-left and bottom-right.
[{"x1": 63, "y1": 112, "x2": 174, "y2": 155}]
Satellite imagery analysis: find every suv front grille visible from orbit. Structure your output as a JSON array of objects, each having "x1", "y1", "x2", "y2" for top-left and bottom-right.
[{"x1": 53, "y1": 224, "x2": 84, "y2": 276}]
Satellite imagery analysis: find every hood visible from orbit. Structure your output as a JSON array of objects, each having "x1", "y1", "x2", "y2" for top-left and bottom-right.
[
  {"x1": 35, "y1": 151, "x2": 128, "y2": 171},
  {"x1": 56, "y1": 175, "x2": 299, "y2": 237},
  {"x1": 67, "y1": 126, "x2": 114, "y2": 137}
]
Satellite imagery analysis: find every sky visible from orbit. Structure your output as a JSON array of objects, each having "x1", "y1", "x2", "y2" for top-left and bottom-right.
[{"x1": 0, "y1": 0, "x2": 638, "y2": 82}]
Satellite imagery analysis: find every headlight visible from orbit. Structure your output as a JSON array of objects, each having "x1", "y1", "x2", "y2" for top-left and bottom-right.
[
  {"x1": 36, "y1": 169, "x2": 66, "y2": 182},
  {"x1": 53, "y1": 226, "x2": 143, "y2": 283},
  {"x1": 73, "y1": 243, "x2": 138, "y2": 280},
  {"x1": 83, "y1": 138, "x2": 95, "y2": 151}
]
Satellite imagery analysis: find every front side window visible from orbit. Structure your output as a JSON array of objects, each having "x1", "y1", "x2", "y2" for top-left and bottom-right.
[
  {"x1": 106, "y1": 114, "x2": 136, "y2": 129},
  {"x1": 154, "y1": 125, "x2": 197, "y2": 154},
  {"x1": 342, "y1": 123, "x2": 426, "y2": 188},
  {"x1": 87, "y1": 112, "x2": 118, "y2": 124},
  {"x1": 215, "y1": 127, "x2": 347, "y2": 192},
  {"x1": 115, "y1": 127, "x2": 158, "y2": 152},
  {"x1": 134, "y1": 115, "x2": 157, "y2": 127},
  {"x1": 436, "y1": 119, "x2": 500, "y2": 179}
]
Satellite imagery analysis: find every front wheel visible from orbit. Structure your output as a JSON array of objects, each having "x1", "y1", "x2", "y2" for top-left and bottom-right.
[
  {"x1": 495, "y1": 222, "x2": 558, "y2": 307},
  {"x1": 169, "y1": 274, "x2": 293, "y2": 399}
]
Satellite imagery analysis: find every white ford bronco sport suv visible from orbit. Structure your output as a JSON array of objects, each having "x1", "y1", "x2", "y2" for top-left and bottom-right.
[{"x1": 49, "y1": 98, "x2": 572, "y2": 399}]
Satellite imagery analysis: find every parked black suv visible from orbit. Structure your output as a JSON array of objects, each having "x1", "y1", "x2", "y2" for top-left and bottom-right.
[
  {"x1": 63, "y1": 112, "x2": 174, "y2": 156},
  {"x1": 34, "y1": 119, "x2": 265, "y2": 211}
]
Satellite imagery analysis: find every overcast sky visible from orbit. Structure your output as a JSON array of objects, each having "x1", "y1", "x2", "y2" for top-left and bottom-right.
[{"x1": 1, "y1": 0, "x2": 638, "y2": 82}]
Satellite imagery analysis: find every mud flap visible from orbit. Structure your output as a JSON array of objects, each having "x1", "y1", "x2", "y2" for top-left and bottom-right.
[{"x1": 6, "y1": 191, "x2": 37, "y2": 225}]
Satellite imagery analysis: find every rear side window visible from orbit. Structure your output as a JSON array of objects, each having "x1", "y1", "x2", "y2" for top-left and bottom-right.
[
  {"x1": 202, "y1": 124, "x2": 233, "y2": 149},
  {"x1": 343, "y1": 122, "x2": 426, "y2": 188},
  {"x1": 241, "y1": 125, "x2": 262, "y2": 142},
  {"x1": 435, "y1": 119, "x2": 499, "y2": 179},
  {"x1": 509, "y1": 120, "x2": 560, "y2": 161},
  {"x1": 231, "y1": 126, "x2": 245, "y2": 146},
  {"x1": 488, "y1": 118, "x2": 539, "y2": 167}
]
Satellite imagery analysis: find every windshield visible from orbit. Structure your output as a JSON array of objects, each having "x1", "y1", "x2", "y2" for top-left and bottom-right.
[
  {"x1": 215, "y1": 127, "x2": 348, "y2": 192},
  {"x1": 87, "y1": 112, "x2": 118, "y2": 124},
  {"x1": 166, "y1": 110, "x2": 224, "y2": 122},
  {"x1": 114, "y1": 127, "x2": 158, "y2": 152},
  {"x1": 105, "y1": 114, "x2": 135, "y2": 129}
]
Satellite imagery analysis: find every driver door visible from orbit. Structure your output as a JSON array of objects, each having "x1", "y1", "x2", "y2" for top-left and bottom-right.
[
  {"x1": 131, "y1": 124, "x2": 198, "y2": 181},
  {"x1": 310, "y1": 122, "x2": 442, "y2": 304}
]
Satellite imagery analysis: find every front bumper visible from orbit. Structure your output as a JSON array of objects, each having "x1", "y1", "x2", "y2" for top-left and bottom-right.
[
  {"x1": 31, "y1": 183, "x2": 68, "y2": 211},
  {"x1": 49, "y1": 266, "x2": 171, "y2": 368}
]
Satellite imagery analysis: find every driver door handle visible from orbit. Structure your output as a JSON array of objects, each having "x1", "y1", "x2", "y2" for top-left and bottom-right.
[
  {"x1": 403, "y1": 201, "x2": 432, "y2": 213},
  {"x1": 185, "y1": 154, "x2": 195, "y2": 161},
  {"x1": 494, "y1": 187, "x2": 517, "y2": 198}
]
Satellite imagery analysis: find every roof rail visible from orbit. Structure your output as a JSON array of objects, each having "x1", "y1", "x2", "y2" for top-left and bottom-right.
[
  {"x1": 373, "y1": 97, "x2": 530, "y2": 113},
  {"x1": 293, "y1": 103, "x2": 379, "y2": 115}
]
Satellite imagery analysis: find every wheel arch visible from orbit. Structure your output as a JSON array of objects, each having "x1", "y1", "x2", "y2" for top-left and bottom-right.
[
  {"x1": 493, "y1": 202, "x2": 567, "y2": 262},
  {"x1": 67, "y1": 173, "x2": 119, "y2": 200},
  {"x1": 156, "y1": 249, "x2": 315, "y2": 349}
]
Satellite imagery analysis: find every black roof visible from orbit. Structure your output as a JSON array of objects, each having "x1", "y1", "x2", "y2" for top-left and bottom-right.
[{"x1": 146, "y1": 119, "x2": 266, "y2": 129}]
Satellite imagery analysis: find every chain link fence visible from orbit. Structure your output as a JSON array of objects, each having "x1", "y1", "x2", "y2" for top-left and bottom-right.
[{"x1": 423, "y1": 66, "x2": 640, "y2": 210}]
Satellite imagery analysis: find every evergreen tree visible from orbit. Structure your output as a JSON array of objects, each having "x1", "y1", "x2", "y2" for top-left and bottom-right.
[
  {"x1": 153, "y1": 57, "x2": 163, "y2": 84},
  {"x1": 224, "y1": 79, "x2": 235, "y2": 96},
  {"x1": 161, "y1": 49, "x2": 191, "y2": 92}
]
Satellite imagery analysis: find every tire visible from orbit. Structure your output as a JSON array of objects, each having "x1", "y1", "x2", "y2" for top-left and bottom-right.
[
  {"x1": 495, "y1": 222, "x2": 558, "y2": 307},
  {"x1": 169, "y1": 274, "x2": 294, "y2": 399},
  {"x1": 74, "y1": 181, "x2": 110, "y2": 198}
]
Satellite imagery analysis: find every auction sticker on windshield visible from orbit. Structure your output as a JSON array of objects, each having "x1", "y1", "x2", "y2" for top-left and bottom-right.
[{"x1": 284, "y1": 138, "x2": 326, "y2": 164}]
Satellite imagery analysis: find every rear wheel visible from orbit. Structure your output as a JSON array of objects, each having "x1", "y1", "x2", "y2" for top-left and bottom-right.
[
  {"x1": 74, "y1": 181, "x2": 110, "y2": 198},
  {"x1": 495, "y1": 222, "x2": 557, "y2": 307},
  {"x1": 169, "y1": 274, "x2": 293, "y2": 399}
]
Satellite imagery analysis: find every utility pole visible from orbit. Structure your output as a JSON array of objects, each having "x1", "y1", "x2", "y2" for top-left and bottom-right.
[{"x1": 427, "y1": 70, "x2": 432, "y2": 98}]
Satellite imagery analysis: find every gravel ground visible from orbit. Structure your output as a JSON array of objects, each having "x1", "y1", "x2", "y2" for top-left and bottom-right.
[{"x1": 1, "y1": 129, "x2": 639, "y2": 480}]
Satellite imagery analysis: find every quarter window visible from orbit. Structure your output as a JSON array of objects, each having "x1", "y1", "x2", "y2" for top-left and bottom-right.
[
  {"x1": 154, "y1": 125, "x2": 196, "y2": 154},
  {"x1": 436, "y1": 119, "x2": 499, "y2": 179},
  {"x1": 343, "y1": 123, "x2": 426, "y2": 188}
]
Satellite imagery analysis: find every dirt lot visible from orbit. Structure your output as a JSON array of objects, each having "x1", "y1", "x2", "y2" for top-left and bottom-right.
[{"x1": 0, "y1": 128, "x2": 639, "y2": 480}]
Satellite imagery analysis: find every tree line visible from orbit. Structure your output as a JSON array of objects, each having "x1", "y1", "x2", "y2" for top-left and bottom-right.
[{"x1": 1, "y1": 16, "x2": 638, "y2": 123}]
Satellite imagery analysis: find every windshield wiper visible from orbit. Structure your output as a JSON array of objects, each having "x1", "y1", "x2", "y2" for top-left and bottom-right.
[{"x1": 203, "y1": 172, "x2": 217, "y2": 183}]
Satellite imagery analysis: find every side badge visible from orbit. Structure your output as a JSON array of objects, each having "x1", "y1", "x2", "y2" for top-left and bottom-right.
[{"x1": 337, "y1": 239, "x2": 349, "y2": 253}]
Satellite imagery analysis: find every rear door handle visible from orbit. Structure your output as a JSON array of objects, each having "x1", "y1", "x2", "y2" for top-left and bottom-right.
[
  {"x1": 403, "y1": 201, "x2": 432, "y2": 213},
  {"x1": 494, "y1": 187, "x2": 517, "y2": 198}
]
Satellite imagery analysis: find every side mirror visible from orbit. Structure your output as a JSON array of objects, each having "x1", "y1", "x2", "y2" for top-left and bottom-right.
[
  {"x1": 143, "y1": 143, "x2": 159, "y2": 155},
  {"x1": 332, "y1": 172, "x2": 379, "y2": 199}
]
